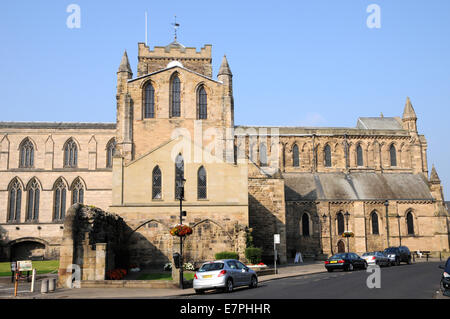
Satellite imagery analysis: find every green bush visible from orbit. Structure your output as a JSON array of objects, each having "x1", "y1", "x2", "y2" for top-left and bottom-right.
[
  {"x1": 245, "y1": 247, "x2": 262, "y2": 264},
  {"x1": 215, "y1": 251, "x2": 239, "y2": 260}
]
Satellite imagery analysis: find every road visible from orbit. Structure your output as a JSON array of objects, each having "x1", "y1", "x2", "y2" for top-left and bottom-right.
[{"x1": 179, "y1": 262, "x2": 444, "y2": 299}]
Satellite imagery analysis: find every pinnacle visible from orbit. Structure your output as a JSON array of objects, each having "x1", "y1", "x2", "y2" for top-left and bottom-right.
[
  {"x1": 430, "y1": 164, "x2": 441, "y2": 183},
  {"x1": 403, "y1": 96, "x2": 417, "y2": 119},
  {"x1": 218, "y1": 55, "x2": 232, "y2": 76},
  {"x1": 118, "y1": 50, "x2": 132, "y2": 73}
]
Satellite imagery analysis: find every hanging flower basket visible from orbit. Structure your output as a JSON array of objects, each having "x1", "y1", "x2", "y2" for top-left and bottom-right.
[
  {"x1": 342, "y1": 231, "x2": 354, "y2": 238},
  {"x1": 170, "y1": 224, "x2": 193, "y2": 237}
]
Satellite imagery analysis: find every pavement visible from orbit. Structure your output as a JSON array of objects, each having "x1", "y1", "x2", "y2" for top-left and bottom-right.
[
  {"x1": 1, "y1": 261, "x2": 327, "y2": 299},
  {"x1": 1, "y1": 258, "x2": 447, "y2": 299}
]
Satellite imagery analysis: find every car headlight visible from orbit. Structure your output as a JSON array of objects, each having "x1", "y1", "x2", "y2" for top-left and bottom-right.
[{"x1": 444, "y1": 272, "x2": 450, "y2": 278}]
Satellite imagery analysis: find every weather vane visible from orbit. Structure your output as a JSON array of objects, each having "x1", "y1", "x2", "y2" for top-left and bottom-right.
[{"x1": 172, "y1": 15, "x2": 180, "y2": 41}]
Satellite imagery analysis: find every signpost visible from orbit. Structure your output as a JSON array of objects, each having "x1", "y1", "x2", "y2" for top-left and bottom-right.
[
  {"x1": 274, "y1": 234, "x2": 280, "y2": 275},
  {"x1": 13, "y1": 260, "x2": 33, "y2": 297}
]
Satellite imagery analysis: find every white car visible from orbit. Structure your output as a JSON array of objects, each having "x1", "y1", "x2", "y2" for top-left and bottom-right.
[
  {"x1": 193, "y1": 259, "x2": 258, "y2": 294},
  {"x1": 362, "y1": 251, "x2": 391, "y2": 267}
]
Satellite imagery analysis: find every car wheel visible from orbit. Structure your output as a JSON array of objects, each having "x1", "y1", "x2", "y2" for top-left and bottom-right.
[
  {"x1": 225, "y1": 279, "x2": 233, "y2": 293},
  {"x1": 195, "y1": 289, "x2": 205, "y2": 295},
  {"x1": 395, "y1": 258, "x2": 400, "y2": 266},
  {"x1": 345, "y1": 264, "x2": 353, "y2": 272},
  {"x1": 407, "y1": 256, "x2": 412, "y2": 265},
  {"x1": 249, "y1": 276, "x2": 258, "y2": 289},
  {"x1": 363, "y1": 262, "x2": 368, "y2": 270}
]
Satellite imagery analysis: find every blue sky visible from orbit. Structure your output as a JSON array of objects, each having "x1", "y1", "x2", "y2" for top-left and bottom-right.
[{"x1": 1, "y1": 1, "x2": 450, "y2": 197}]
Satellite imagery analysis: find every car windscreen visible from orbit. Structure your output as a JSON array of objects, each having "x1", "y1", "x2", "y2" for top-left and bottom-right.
[
  {"x1": 384, "y1": 248, "x2": 397, "y2": 253},
  {"x1": 363, "y1": 252, "x2": 375, "y2": 256},
  {"x1": 330, "y1": 254, "x2": 347, "y2": 259},
  {"x1": 198, "y1": 262, "x2": 224, "y2": 272}
]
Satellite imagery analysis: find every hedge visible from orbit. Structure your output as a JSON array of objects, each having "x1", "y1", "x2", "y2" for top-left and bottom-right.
[
  {"x1": 245, "y1": 247, "x2": 262, "y2": 264},
  {"x1": 215, "y1": 251, "x2": 239, "y2": 260}
]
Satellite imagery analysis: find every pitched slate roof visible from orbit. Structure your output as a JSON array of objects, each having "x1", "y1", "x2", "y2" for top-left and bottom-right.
[
  {"x1": 356, "y1": 117, "x2": 403, "y2": 130},
  {"x1": 283, "y1": 172, "x2": 433, "y2": 201}
]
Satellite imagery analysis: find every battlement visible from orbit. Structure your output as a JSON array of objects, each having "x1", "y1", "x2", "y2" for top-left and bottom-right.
[{"x1": 137, "y1": 42, "x2": 212, "y2": 77}]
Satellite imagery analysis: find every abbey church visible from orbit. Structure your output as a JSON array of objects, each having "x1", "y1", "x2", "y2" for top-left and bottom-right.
[{"x1": 0, "y1": 35, "x2": 449, "y2": 265}]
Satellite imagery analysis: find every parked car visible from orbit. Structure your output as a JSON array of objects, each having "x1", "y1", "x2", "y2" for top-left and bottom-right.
[
  {"x1": 324, "y1": 253, "x2": 368, "y2": 272},
  {"x1": 383, "y1": 246, "x2": 412, "y2": 266},
  {"x1": 193, "y1": 259, "x2": 258, "y2": 294},
  {"x1": 438, "y1": 257, "x2": 450, "y2": 294},
  {"x1": 362, "y1": 251, "x2": 391, "y2": 267}
]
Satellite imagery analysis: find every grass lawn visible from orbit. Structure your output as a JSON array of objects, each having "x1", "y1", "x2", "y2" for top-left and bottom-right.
[
  {"x1": 137, "y1": 271, "x2": 195, "y2": 281},
  {"x1": 0, "y1": 260, "x2": 59, "y2": 277}
]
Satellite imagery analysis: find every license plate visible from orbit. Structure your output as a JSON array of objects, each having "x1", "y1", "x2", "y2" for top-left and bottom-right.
[
  {"x1": 203, "y1": 275, "x2": 212, "y2": 279},
  {"x1": 330, "y1": 261, "x2": 337, "y2": 264}
]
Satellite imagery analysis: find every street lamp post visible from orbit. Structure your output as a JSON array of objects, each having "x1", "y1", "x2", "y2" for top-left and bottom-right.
[
  {"x1": 344, "y1": 211, "x2": 350, "y2": 253},
  {"x1": 177, "y1": 177, "x2": 186, "y2": 289},
  {"x1": 396, "y1": 213, "x2": 402, "y2": 246},
  {"x1": 384, "y1": 200, "x2": 390, "y2": 248}
]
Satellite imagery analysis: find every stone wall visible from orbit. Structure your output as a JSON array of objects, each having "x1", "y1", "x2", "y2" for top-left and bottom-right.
[
  {"x1": 248, "y1": 167, "x2": 287, "y2": 263},
  {"x1": 58, "y1": 204, "x2": 129, "y2": 288}
]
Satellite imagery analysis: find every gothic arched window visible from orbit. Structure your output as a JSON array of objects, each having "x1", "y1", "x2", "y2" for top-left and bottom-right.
[
  {"x1": 302, "y1": 213, "x2": 310, "y2": 237},
  {"x1": 26, "y1": 179, "x2": 40, "y2": 222},
  {"x1": 357, "y1": 144, "x2": 363, "y2": 167},
  {"x1": 197, "y1": 85, "x2": 207, "y2": 120},
  {"x1": 175, "y1": 154, "x2": 184, "y2": 199},
  {"x1": 337, "y1": 212, "x2": 345, "y2": 235},
  {"x1": 106, "y1": 139, "x2": 116, "y2": 168},
  {"x1": 324, "y1": 145, "x2": 332, "y2": 167},
  {"x1": 144, "y1": 82, "x2": 155, "y2": 118},
  {"x1": 260, "y1": 143, "x2": 267, "y2": 166},
  {"x1": 64, "y1": 139, "x2": 78, "y2": 168},
  {"x1": 293, "y1": 144, "x2": 300, "y2": 167},
  {"x1": 152, "y1": 166, "x2": 162, "y2": 200},
  {"x1": 198, "y1": 166, "x2": 207, "y2": 199},
  {"x1": 8, "y1": 179, "x2": 22, "y2": 223},
  {"x1": 19, "y1": 138, "x2": 34, "y2": 168},
  {"x1": 406, "y1": 211, "x2": 414, "y2": 235},
  {"x1": 390, "y1": 144, "x2": 397, "y2": 167},
  {"x1": 71, "y1": 178, "x2": 84, "y2": 205},
  {"x1": 170, "y1": 74, "x2": 181, "y2": 117},
  {"x1": 371, "y1": 211, "x2": 379, "y2": 235},
  {"x1": 53, "y1": 179, "x2": 67, "y2": 221}
]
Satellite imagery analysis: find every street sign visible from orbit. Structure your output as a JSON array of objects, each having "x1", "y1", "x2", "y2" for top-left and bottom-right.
[
  {"x1": 274, "y1": 234, "x2": 280, "y2": 244},
  {"x1": 10, "y1": 262, "x2": 17, "y2": 272},
  {"x1": 17, "y1": 260, "x2": 32, "y2": 272}
]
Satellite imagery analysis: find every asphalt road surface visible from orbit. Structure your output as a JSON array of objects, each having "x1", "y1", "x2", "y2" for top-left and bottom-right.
[{"x1": 180, "y1": 261, "x2": 445, "y2": 299}]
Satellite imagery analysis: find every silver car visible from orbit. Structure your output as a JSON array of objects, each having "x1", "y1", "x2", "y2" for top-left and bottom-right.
[
  {"x1": 362, "y1": 251, "x2": 391, "y2": 267},
  {"x1": 193, "y1": 259, "x2": 258, "y2": 294}
]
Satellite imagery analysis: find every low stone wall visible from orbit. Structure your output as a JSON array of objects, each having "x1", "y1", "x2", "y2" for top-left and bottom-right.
[{"x1": 80, "y1": 280, "x2": 178, "y2": 289}]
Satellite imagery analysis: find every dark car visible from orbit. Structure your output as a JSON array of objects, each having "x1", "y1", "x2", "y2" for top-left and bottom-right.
[
  {"x1": 324, "y1": 253, "x2": 368, "y2": 272},
  {"x1": 384, "y1": 246, "x2": 412, "y2": 266}
]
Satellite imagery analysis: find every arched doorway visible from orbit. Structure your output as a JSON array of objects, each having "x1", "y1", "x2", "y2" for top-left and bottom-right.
[
  {"x1": 10, "y1": 240, "x2": 46, "y2": 261},
  {"x1": 337, "y1": 240, "x2": 346, "y2": 253}
]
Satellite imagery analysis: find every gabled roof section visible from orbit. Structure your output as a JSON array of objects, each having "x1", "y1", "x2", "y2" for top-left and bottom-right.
[
  {"x1": 356, "y1": 117, "x2": 403, "y2": 130},
  {"x1": 128, "y1": 65, "x2": 220, "y2": 84}
]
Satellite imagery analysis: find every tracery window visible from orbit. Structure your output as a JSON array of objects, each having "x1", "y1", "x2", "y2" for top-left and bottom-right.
[
  {"x1": 170, "y1": 74, "x2": 181, "y2": 117},
  {"x1": 293, "y1": 144, "x2": 300, "y2": 167},
  {"x1": 64, "y1": 139, "x2": 78, "y2": 168},
  {"x1": 324, "y1": 145, "x2": 332, "y2": 167},
  {"x1": 71, "y1": 179, "x2": 84, "y2": 205},
  {"x1": 152, "y1": 166, "x2": 162, "y2": 200},
  {"x1": 53, "y1": 179, "x2": 67, "y2": 221},
  {"x1": 26, "y1": 179, "x2": 40, "y2": 222},
  {"x1": 8, "y1": 179, "x2": 22, "y2": 223},
  {"x1": 197, "y1": 86, "x2": 207, "y2": 120},
  {"x1": 19, "y1": 138, "x2": 34, "y2": 168},
  {"x1": 198, "y1": 166, "x2": 207, "y2": 199},
  {"x1": 144, "y1": 82, "x2": 155, "y2": 118}
]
